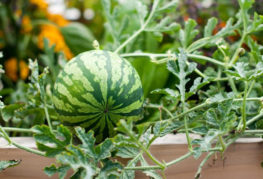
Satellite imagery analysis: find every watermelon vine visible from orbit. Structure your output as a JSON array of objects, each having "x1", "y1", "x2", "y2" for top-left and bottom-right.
[{"x1": 0, "y1": 0, "x2": 263, "y2": 179}]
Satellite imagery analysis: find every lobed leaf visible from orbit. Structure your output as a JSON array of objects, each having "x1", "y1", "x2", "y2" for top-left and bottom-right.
[
  {"x1": 33, "y1": 125, "x2": 72, "y2": 157},
  {"x1": 0, "y1": 160, "x2": 21, "y2": 171}
]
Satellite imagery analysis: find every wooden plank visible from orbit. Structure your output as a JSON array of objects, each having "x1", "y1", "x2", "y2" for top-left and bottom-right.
[
  {"x1": 0, "y1": 136, "x2": 262, "y2": 178},
  {"x1": 0, "y1": 148, "x2": 56, "y2": 179}
]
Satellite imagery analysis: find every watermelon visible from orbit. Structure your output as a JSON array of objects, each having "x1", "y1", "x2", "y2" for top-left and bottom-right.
[{"x1": 52, "y1": 50, "x2": 144, "y2": 140}]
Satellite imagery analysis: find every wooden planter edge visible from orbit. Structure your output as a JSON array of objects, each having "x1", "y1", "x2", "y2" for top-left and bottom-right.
[{"x1": 0, "y1": 135, "x2": 262, "y2": 179}]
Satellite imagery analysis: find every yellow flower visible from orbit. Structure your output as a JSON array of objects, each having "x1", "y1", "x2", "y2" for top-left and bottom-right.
[
  {"x1": 47, "y1": 13, "x2": 69, "y2": 27},
  {"x1": 30, "y1": 0, "x2": 48, "y2": 12},
  {"x1": 38, "y1": 24, "x2": 73, "y2": 59},
  {"x1": 4, "y1": 58, "x2": 29, "y2": 81},
  {"x1": 21, "y1": 16, "x2": 33, "y2": 33},
  {"x1": 15, "y1": 10, "x2": 22, "y2": 17}
]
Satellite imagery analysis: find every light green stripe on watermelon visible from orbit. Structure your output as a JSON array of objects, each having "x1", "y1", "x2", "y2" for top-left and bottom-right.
[{"x1": 53, "y1": 50, "x2": 144, "y2": 141}]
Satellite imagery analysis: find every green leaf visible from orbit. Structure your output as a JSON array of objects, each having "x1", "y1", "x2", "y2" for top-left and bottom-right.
[
  {"x1": 246, "y1": 36, "x2": 262, "y2": 62},
  {"x1": 134, "y1": 1, "x2": 148, "y2": 24},
  {"x1": 179, "y1": 19, "x2": 199, "y2": 48},
  {"x1": 56, "y1": 145, "x2": 97, "y2": 178},
  {"x1": 33, "y1": 125, "x2": 72, "y2": 157},
  {"x1": 153, "y1": 121, "x2": 169, "y2": 137},
  {"x1": 186, "y1": 77, "x2": 209, "y2": 99},
  {"x1": 40, "y1": 38, "x2": 61, "y2": 80},
  {"x1": 95, "y1": 139, "x2": 114, "y2": 161},
  {"x1": 146, "y1": 16, "x2": 180, "y2": 33},
  {"x1": 158, "y1": 121, "x2": 182, "y2": 137},
  {"x1": 101, "y1": 0, "x2": 120, "y2": 46},
  {"x1": 141, "y1": 127, "x2": 151, "y2": 147},
  {"x1": 115, "y1": 144, "x2": 140, "y2": 158},
  {"x1": 247, "y1": 13, "x2": 263, "y2": 33},
  {"x1": 38, "y1": 67, "x2": 49, "y2": 101},
  {"x1": 155, "y1": 0, "x2": 178, "y2": 14},
  {"x1": 44, "y1": 164, "x2": 70, "y2": 179},
  {"x1": 97, "y1": 160, "x2": 122, "y2": 179},
  {"x1": 250, "y1": 62, "x2": 263, "y2": 80},
  {"x1": 1, "y1": 103, "x2": 24, "y2": 122},
  {"x1": 204, "y1": 99, "x2": 237, "y2": 133},
  {"x1": 167, "y1": 50, "x2": 196, "y2": 101},
  {"x1": 75, "y1": 127, "x2": 96, "y2": 158},
  {"x1": 116, "y1": 120, "x2": 134, "y2": 135},
  {"x1": 29, "y1": 59, "x2": 39, "y2": 84},
  {"x1": 209, "y1": 92, "x2": 235, "y2": 103},
  {"x1": 187, "y1": 18, "x2": 240, "y2": 52},
  {"x1": 0, "y1": 160, "x2": 21, "y2": 171},
  {"x1": 44, "y1": 126, "x2": 117, "y2": 179},
  {"x1": 192, "y1": 129, "x2": 222, "y2": 158},
  {"x1": 151, "y1": 88, "x2": 179, "y2": 98},
  {"x1": 226, "y1": 62, "x2": 263, "y2": 81},
  {"x1": 238, "y1": 0, "x2": 254, "y2": 10},
  {"x1": 204, "y1": 17, "x2": 218, "y2": 37},
  {"x1": 60, "y1": 23, "x2": 95, "y2": 55}
]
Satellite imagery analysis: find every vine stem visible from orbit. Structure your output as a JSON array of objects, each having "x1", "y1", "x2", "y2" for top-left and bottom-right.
[
  {"x1": 194, "y1": 135, "x2": 240, "y2": 178},
  {"x1": 229, "y1": 0, "x2": 247, "y2": 66},
  {"x1": 246, "y1": 110, "x2": 263, "y2": 125},
  {"x1": 122, "y1": 121, "x2": 165, "y2": 169},
  {"x1": 124, "y1": 147, "x2": 223, "y2": 171},
  {"x1": 145, "y1": 104, "x2": 174, "y2": 118},
  {"x1": 227, "y1": 75, "x2": 238, "y2": 95},
  {"x1": 238, "y1": 81, "x2": 248, "y2": 131},
  {"x1": 195, "y1": 152, "x2": 214, "y2": 179},
  {"x1": 0, "y1": 126, "x2": 45, "y2": 156},
  {"x1": 246, "y1": 80, "x2": 255, "y2": 97},
  {"x1": 44, "y1": 102, "x2": 53, "y2": 131},
  {"x1": 114, "y1": 0, "x2": 159, "y2": 54},
  {"x1": 244, "y1": 130, "x2": 263, "y2": 134},
  {"x1": 2, "y1": 127, "x2": 34, "y2": 133},
  {"x1": 229, "y1": 33, "x2": 246, "y2": 66},
  {"x1": 169, "y1": 100, "x2": 209, "y2": 121},
  {"x1": 182, "y1": 89, "x2": 192, "y2": 150},
  {"x1": 124, "y1": 152, "x2": 192, "y2": 170},
  {"x1": 121, "y1": 52, "x2": 225, "y2": 67},
  {"x1": 218, "y1": 135, "x2": 226, "y2": 151},
  {"x1": 166, "y1": 152, "x2": 192, "y2": 166}
]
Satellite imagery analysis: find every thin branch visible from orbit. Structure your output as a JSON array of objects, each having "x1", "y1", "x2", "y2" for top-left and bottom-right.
[
  {"x1": 166, "y1": 152, "x2": 192, "y2": 166},
  {"x1": 195, "y1": 152, "x2": 214, "y2": 179},
  {"x1": 0, "y1": 126, "x2": 45, "y2": 156},
  {"x1": 121, "y1": 52, "x2": 225, "y2": 67},
  {"x1": 145, "y1": 104, "x2": 174, "y2": 118},
  {"x1": 114, "y1": 0, "x2": 160, "y2": 53},
  {"x1": 2, "y1": 127, "x2": 34, "y2": 133},
  {"x1": 246, "y1": 111, "x2": 263, "y2": 125}
]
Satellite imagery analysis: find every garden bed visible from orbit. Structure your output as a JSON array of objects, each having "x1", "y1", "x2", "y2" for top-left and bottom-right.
[{"x1": 0, "y1": 135, "x2": 262, "y2": 179}]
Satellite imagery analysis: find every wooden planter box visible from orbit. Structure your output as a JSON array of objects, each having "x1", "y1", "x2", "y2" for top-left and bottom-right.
[{"x1": 0, "y1": 135, "x2": 262, "y2": 179}]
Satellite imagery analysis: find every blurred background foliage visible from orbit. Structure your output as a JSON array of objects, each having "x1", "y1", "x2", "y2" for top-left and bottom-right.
[{"x1": 0, "y1": 0, "x2": 263, "y2": 131}]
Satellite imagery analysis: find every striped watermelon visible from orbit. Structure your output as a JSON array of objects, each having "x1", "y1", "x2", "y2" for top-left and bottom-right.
[{"x1": 52, "y1": 50, "x2": 143, "y2": 141}]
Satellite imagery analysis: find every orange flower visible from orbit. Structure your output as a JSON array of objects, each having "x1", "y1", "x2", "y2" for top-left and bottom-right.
[
  {"x1": 38, "y1": 24, "x2": 73, "y2": 59},
  {"x1": 4, "y1": 58, "x2": 29, "y2": 81},
  {"x1": 47, "y1": 13, "x2": 69, "y2": 27},
  {"x1": 30, "y1": 0, "x2": 48, "y2": 12},
  {"x1": 21, "y1": 16, "x2": 33, "y2": 33},
  {"x1": 213, "y1": 21, "x2": 226, "y2": 35}
]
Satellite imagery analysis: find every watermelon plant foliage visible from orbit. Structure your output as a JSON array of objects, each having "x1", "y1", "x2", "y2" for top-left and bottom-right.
[{"x1": 0, "y1": 0, "x2": 263, "y2": 178}]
